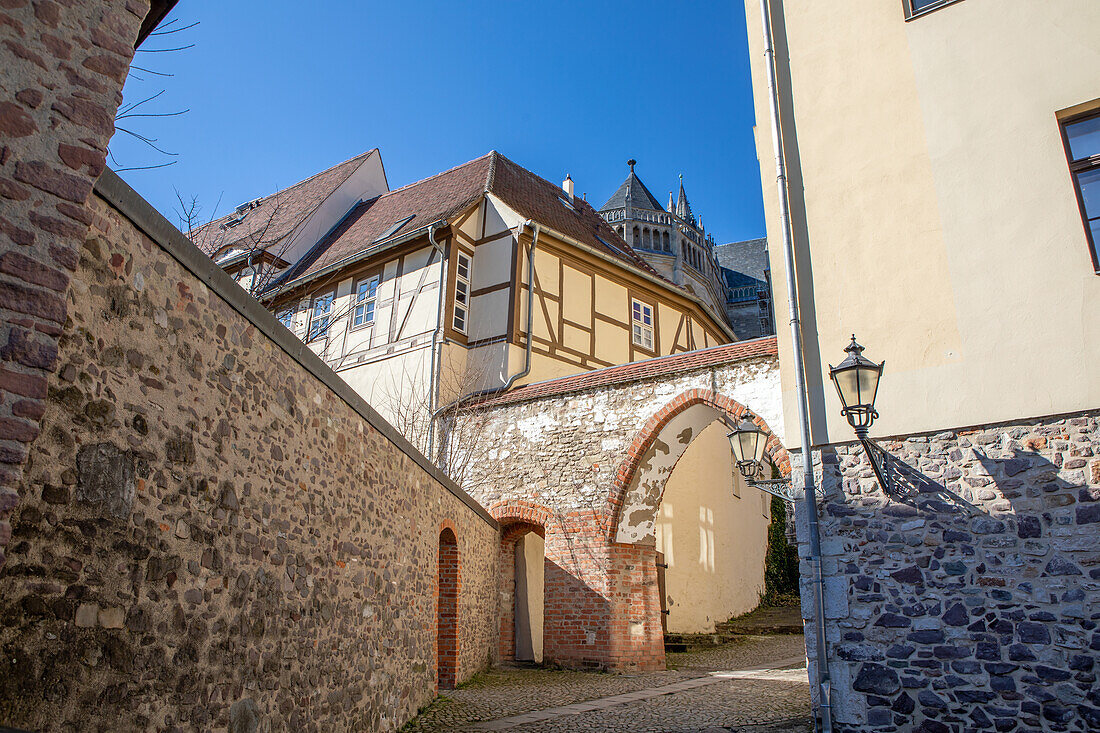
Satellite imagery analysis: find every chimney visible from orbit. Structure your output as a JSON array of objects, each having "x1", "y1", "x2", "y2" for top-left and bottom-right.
[{"x1": 562, "y1": 175, "x2": 574, "y2": 201}]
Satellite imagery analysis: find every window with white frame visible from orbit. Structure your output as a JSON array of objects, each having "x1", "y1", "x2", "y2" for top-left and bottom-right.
[
  {"x1": 308, "y1": 290, "x2": 334, "y2": 341},
  {"x1": 631, "y1": 299, "x2": 654, "y2": 350},
  {"x1": 276, "y1": 307, "x2": 295, "y2": 331},
  {"x1": 352, "y1": 276, "x2": 379, "y2": 328},
  {"x1": 453, "y1": 251, "x2": 472, "y2": 334}
]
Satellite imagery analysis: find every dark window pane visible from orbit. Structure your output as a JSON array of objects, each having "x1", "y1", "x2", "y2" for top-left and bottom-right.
[
  {"x1": 1066, "y1": 115, "x2": 1100, "y2": 162},
  {"x1": 1076, "y1": 167, "x2": 1100, "y2": 218}
]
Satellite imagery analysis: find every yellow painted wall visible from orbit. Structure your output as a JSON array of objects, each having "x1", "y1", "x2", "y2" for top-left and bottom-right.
[
  {"x1": 745, "y1": 0, "x2": 1100, "y2": 447},
  {"x1": 654, "y1": 421, "x2": 769, "y2": 633}
]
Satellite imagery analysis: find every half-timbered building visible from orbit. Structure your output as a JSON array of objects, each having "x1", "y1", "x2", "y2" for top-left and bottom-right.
[{"x1": 197, "y1": 150, "x2": 739, "y2": 422}]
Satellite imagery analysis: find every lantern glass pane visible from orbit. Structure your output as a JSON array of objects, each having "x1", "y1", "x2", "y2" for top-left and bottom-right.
[
  {"x1": 833, "y1": 367, "x2": 860, "y2": 409},
  {"x1": 753, "y1": 431, "x2": 768, "y2": 463},
  {"x1": 737, "y1": 431, "x2": 757, "y2": 464},
  {"x1": 857, "y1": 366, "x2": 881, "y2": 409}
]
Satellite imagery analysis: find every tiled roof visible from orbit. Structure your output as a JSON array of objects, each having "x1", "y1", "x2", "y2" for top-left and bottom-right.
[
  {"x1": 472, "y1": 336, "x2": 778, "y2": 408},
  {"x1": 488, "y1": 154, "x2": 660, "y2": 277},
  {"x1": 190, "y1": 149, "x2": 377, "y2": 258},
  {"x1": 600, "y1": 170, "x2": 667, "y2": 212},
  {"x1": 283, "y1": 155, "x2": 492, "y2": 283},
  {"x1": 715, "y1": 237, "x2": 769, "y2": 282},
  {"x1": 283, "y1": 151, "x2": 660, "y2": 287}
]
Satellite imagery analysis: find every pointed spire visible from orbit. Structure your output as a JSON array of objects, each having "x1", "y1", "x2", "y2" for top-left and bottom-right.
[
  {"x1": 676, "y1": 174, "x2": 695, "y2": 225},
  {"x1": 668, "y1": 191, "x2": 674, "y2": 213}
]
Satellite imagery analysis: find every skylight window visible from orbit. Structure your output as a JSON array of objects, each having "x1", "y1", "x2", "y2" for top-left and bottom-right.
[{"x1": 373, "y1": 214, "x2": 416, "y2": 243}]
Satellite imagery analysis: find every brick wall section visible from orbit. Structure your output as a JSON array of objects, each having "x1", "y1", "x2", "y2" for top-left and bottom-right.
[
  {"x1": 795, "y1": 411, "x2": 1100, "y2": 732},
  {"x1": 0, "y1": 186, "x2": 499, "y2": 731},
  {"x1": 437, "y1": 525, "x2": 460, "y2": 690},
  {"x1": 0, "y1": 0, "x2": 148, "y2": 567},
  {"x1": 465, "y1": 357, "x2": 783, "y2": 671}
]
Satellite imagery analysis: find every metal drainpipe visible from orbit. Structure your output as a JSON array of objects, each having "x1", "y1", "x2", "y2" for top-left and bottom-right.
[
  {"x1": 426, "y1": 221, "x2": 446, "y2": 461},
  {"x1": 429, "y1": 220, "x2": 538, "y2": 457},
  {"x1": 758, "y1": 0, "x2": 832, "y2": 730}
]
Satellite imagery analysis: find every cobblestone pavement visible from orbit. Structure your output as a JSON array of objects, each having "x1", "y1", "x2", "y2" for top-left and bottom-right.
[{"x1": 401, "y1": 634, "x2": 810, "y2": 732}]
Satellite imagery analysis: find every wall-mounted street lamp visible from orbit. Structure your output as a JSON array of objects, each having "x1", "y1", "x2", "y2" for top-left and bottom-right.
[
  {"x1": 829, "y1": 335, "x2": 896, "y2": 495},
  {"x1": 726, "y1": 418, "x2": 815, "y2": 503}
]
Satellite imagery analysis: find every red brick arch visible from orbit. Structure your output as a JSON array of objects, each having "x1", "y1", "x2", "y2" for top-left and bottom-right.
[
  {"x1": 489, "y1": 499, "x2": 555, "y2": 529},
  {"x1": 436, "y1": 525, "x2": 460, "y2": 689},
  {"x1": 604, "y1": 388, "x2": 789, "y2": 540},
  {"x1": 490, "y1": 500, "x2": 553, "y2": 662}
]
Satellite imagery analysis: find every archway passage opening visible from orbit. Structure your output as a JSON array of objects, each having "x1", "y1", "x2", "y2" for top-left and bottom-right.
[
  {"x1": 654, "y1": 418, "x2": 771, "y2": 634},
  {"x1": 437, "y1": 527, "x2": 460, "y2": 689},
  {"x1": 499, "y1": 522, "x2": 545, "y2": 665},
  {"x1": 607, "y1": 392, "x2": 799, "y2": 652}
]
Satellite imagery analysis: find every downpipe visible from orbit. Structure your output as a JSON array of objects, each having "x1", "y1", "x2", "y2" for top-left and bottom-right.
[
  {"x1": 758, "y1": 0, "x2": 832, "y2": 730},
  {"x1": 429, "y1": 220, "x2": 538, "y2": 462},
  {"x1": 427, "y1": 221, "x2": 447, "y2": 461}
]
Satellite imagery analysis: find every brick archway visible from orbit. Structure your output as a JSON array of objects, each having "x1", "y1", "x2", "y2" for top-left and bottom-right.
[
  {"x1": 490, "y1": 500, "x2": 552, "y2": 663},
  {"x1": 605, "y1": 388, "x2": 789, "y2": 543}
]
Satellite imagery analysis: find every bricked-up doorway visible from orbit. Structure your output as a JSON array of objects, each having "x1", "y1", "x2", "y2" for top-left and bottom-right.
[
  {"x1": 498, "y1": 521, "x2": 546, "y2": 663},
  {"x1": 437, "y1": 527, "x2": 460, "y2": 689},
  {"x1": 514, "y1": 532, "x2": 544, "y2": 662}
]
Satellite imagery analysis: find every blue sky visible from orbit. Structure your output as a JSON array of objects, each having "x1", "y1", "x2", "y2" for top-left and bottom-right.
[{"x1": 111, "y1": 0, "x2": 766, "y2": 244}]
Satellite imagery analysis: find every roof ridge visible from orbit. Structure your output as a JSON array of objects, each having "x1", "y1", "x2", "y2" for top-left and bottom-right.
[
  {"x1": 484, "y1": 149, "x2": 498, "y2": 192},
  {"x1": 371, "y1": 152, "x2": 493, "y2": 201},
  {"x1": 204, "y1": 148, "x2": 377, "y2": 227}
]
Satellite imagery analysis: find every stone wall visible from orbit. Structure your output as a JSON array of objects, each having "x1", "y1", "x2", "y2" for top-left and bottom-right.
[
  {"x1": 0, "y1": 0, "x2": 149, "y2": 567},
  {"x1": 799, "y1": 410, "x2": 1100, "y2": 732},
  {"x1": 0, "y1": 173, "x2": 500, "y2": 731},
  {"x1": 464, "y1": 349, "x2": 784, "y2": 670}
]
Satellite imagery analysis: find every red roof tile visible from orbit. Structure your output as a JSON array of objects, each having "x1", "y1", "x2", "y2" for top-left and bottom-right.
[
  {"x1": 190, "y1": 149, "x2": 377, "y2": 258},
  {"x1": 473, "y1": 336, "x2": 779, "y2": 408},
  {"x1": 282, "y1": 151, "x2": 661, "y2": 287}
]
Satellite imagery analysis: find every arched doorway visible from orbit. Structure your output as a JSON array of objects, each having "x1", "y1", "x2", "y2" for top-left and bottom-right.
[
  {"x1": 437, "y1": 526, "x2": 459, "y2": 689},
  {"x1": 493, "y1": 505, "x2": 548, "y2": 665},
  {"x1": 653, "y1": 420, "x2": 770, "y2": 632},
  {"x1": 606, "y1": 390, "x2": 790, "y2": 636}
]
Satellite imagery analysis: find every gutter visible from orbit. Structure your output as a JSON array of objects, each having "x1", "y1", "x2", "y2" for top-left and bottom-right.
[
  {"x1": 269, "y1": 220, "x2": 446, "y2": 303},
  {"x1": 758, "y1": 1, "x2": 832, "y2": 730}
]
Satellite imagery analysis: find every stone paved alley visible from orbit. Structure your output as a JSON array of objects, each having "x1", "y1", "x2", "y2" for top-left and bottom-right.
[{"x1": 402, "y1": 635, "x2": 810, "y2": 732}]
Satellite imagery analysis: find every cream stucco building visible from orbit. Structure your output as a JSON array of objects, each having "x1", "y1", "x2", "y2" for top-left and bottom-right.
[{"x1": 744, "y1": 0, "x2": 1100, "y2": 729}]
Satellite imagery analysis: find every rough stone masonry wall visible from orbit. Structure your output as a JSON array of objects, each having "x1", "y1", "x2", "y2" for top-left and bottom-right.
[
  {"x1": 0, "y1": 181, "x2": 499, "y2": 731},
  {"x1": 802, "y1": 410, "x2": 1100, "y2": 732},
  {"x1": 0, "y1": 0, "x2": 148, "y2": 566},
  {"x1": 463, "y1": 355, "x2": 782, "y2": 670}
]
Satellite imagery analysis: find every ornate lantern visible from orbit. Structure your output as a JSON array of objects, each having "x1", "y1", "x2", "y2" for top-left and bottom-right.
[{"x1": 828, "y1": 335, "x2": 884, "y2": 438}]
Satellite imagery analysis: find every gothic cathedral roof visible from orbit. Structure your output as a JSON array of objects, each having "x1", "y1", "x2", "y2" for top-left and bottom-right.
[{"x1": 600, "y1": 161, "x2": 666, "y2": 213}]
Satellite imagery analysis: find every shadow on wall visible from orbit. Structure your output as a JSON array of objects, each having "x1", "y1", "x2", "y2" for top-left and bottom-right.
[
  {"x1": 818, "y1": 428, "x2": 1100, "y2": 731},
  {"x1": 542, "y1": 557, "x2": 612, "y2": 669}
]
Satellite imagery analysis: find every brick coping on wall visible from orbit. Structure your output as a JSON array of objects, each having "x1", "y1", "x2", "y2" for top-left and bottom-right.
[
  {"x1": 93, "y1": 169, "x2": 497, "y2": 530},
  {"x1": 472, "y1": 336, "x2": 779, "y2": 409}
]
